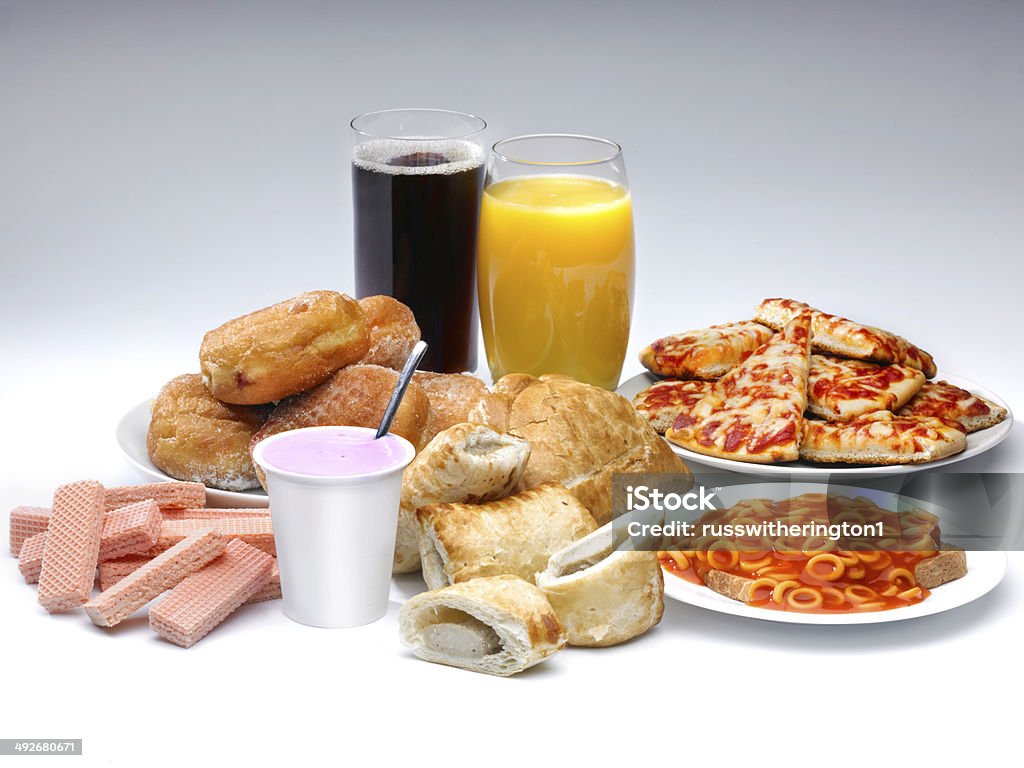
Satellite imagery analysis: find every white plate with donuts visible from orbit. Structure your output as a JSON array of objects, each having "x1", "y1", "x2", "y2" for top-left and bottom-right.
[
  {"x1": 116, "y1": 400, "x2": 269, "y2": 508},
  {"x1": 661, "y1": 550, "x2": 1006, "y2": 625}
]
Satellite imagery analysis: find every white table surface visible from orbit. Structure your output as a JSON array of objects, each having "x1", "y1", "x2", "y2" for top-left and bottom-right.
[{"x1": 2, "y1": 1, "x2": 1022, "y2": 765}]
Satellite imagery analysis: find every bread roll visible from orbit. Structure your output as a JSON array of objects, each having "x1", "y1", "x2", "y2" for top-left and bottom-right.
[
  {"x1": 536, "y1": 522, "x2": 664, "y2": 647},
  {"x1": 508, "y1": 375, "x2": 691, "y2": 524},
  {"x1": 493, "y1": 373, "x2": 540, "y2": 399},
  {"x1": 466, "y1": 392, "x2": 514, "y2": 434},
  {"x1": 147, "y1": 375, "x2": 271, "y2": 491},
  {"x1": 399, "y1": 575, "x2": 567, "y2": 677},
  {"x1": 417, "y1": 483, "x2": 597, "y2": 590},
  {"x1": 394, "y1": 423, "x2": 530, "y2": 573},
  {"x1": 200, "y1": 291, "x2": 369, "y2": 404}
]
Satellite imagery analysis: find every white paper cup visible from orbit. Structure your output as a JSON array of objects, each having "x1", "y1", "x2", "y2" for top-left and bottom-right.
[{"x1": 252, "y1": 426, "x2": 416, "y2": 628}]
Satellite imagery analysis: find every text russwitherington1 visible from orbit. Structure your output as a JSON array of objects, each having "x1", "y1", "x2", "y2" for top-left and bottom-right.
[{"x1": 624, "y1": 519, "x2": 884, "y2": 541}]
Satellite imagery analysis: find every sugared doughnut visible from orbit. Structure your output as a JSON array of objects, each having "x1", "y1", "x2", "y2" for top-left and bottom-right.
[
  {"x1": 251, "y1": 364, "x2": 431, "y2": 486},
  {"x1": 147, "y1": 374, "x2": 272, "y2": 492},
  {"x1": 413, "y1": 371, "x2": 493, "y2": 446},
  {"x1": 200, "y1": 290, "x2": 370, "y2": 405},
  {"x1": 358, "y1": 295, "x2": 422, "y2": 370}
]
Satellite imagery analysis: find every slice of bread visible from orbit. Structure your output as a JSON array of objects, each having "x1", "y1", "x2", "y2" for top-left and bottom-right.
[{"x1": 915, "y1": 547, "x2": 967, "y2": 589}]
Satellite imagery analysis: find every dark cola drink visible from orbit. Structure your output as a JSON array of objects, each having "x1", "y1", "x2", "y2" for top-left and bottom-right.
[{"x1": 352, "y1": 139, "x2": 485, "y2": 373}]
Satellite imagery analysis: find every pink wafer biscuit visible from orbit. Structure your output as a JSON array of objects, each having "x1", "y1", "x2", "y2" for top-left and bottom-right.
[
  {"x1": 84, "y1": 531, "x2": 227, "y2": 628},
  {"x1": 99, "y1": 500, "x2": 162, "y2": 561},
  {"x1": 104, "y1": 482, "x2": 206, "y2": 512},
  {"x1": 150, "y1": 539, "x2": 274, "y2": 647},
  {"x1": 18, "y1": 532, "x2": 47, "y2": 584},
  {"x1": 245, "y1": 560, "x2": 281, "y2": 604},
  {"x1": 9, "y1": 506, "x2": 51, "y2": 556},
  {"x1": 15, "y1": 503, "x2": 163, "y2": 574},
  {"x1": 37, "y1": 480, "x2": 106, "y2": 612},
  {"x1": 97, "y1": 554, "x2": 152, "y2": 591},
  {"x1": 151, "y1": 518, "x2": 275, "y2": 556},
  {"x1": 161, "y1": 507, "x2": 271, "y2": 521}
]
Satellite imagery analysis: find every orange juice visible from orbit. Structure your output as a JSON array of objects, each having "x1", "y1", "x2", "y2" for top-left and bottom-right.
[{"x1": 477, "y1": 175, "x2": 635, "y2": 390}]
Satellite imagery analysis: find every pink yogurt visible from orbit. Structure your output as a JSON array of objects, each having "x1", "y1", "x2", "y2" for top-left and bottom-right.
[{"x1": 257, "y1": 427, "x2": 410, "y2": 477}]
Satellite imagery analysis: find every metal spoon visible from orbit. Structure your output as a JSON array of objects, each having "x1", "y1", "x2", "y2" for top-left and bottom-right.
[{"x1": 376, "y1": 340, "x2": 428, "y2": 439}]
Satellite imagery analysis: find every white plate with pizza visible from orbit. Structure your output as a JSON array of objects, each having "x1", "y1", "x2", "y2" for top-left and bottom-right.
[
  {"x1": 116, "y1": 399, "x2": 269, "y2": 508},
  {"x1": 617, "y1": 370, "x2": 1012, "y2": 478},
  {"x1": 660, "y1": 550, "x2": 1006, "y2": 625}
]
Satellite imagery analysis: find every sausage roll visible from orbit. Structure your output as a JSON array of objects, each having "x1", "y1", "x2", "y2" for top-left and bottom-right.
[
  {"x1": 417, "y1": 483, "x2": 597, "y2": 590},
  {"x1": 536, "y1": 522, "x2": 664, "y2": 647},
  {"x1": 399, "y1": 575, "x2": 567, "y2": 676},
  {"x1": 394, "y1": 422, "x2": 531, "y2": 573}
]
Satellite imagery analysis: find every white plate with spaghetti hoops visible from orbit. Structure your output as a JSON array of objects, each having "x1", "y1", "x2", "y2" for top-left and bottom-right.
[
  {"x1": 617, "y1": 370, "x2": 1012, "y2": 478},
  {"x1": 661, "y1": 551, "x2": 1006, "y2": 625}
]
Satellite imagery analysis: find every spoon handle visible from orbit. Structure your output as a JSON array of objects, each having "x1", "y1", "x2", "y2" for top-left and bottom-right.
[{"x1": 376, "y1": 340, "x2": 428, "y2": 439}]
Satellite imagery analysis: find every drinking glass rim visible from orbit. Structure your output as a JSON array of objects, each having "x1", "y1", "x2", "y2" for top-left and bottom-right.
[
  {"x1": 491, "y1": 133, "x2": 623, "y2": 166},
  {"x1": 350, "y1": 108, "x2": 487, "y2": 140}
]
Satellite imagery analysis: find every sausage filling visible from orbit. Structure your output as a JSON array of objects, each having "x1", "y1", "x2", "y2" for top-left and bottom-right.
[{"x1": 422, "y1": 611, "x2": 502, "y2": 659}]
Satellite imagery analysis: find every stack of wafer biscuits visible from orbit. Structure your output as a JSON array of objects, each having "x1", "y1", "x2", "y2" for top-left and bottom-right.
[{"x1": 9, "y1": 480, "x2": 281, "y2": 647}]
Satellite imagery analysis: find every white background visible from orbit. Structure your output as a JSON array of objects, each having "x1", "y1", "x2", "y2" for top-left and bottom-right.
[{"x1": 1, "y1": 1, "x2": 1022, "y2": 765}]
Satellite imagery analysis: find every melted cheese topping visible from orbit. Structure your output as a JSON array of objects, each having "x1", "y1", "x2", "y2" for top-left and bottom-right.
[
  {"x1": 642, "y1": 322, "x2": 774, "y2": 377},
  {"x1": 756, "y1": 298, "x2": 936, "y2": 377},
  {"x1": 808, "y1": 354, "x2": 925, "y2": 420},
  {"x1": 898, "y1": 380, "x2": 995, "y2": 426},
  {"x1": 667, "y1": 315, "x2": 810, "y2": 460},
  {"x1": 633, "y1": 379, "x2": 712, "y2": 416},
  {"x1": 801, "y1": 412, "x2": 965, "y2": 457}
]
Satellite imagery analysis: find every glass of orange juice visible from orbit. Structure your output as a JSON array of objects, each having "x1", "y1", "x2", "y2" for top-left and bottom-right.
[{"x1": 477, "y1": 134, "x2": 635, "y2": 390}]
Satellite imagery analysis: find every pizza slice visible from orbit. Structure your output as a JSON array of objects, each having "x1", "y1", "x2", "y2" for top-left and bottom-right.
[
  {"x1": 639, "y1": 321, "x2": 774, "y2": 379},
  {"x1": 897, "y1": 380, "x2": 1008, "y2": 433},
  {"x1": 665, "y1": 312, "x2": 811, "y2": 463},
  {"x1": 632, "y1": 379, "x2": 714, "y2": 433},
  {"x1": 807, "y1": 354, "x2": 926, "y2": 421},
  {"x1": 755, "y1": 298, "x2": 937, "y2": 378},
  {"x1": 799, "y1": 411, "x2": 966, "y2": 465}
]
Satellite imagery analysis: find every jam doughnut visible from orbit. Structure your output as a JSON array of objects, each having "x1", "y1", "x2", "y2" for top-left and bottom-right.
[
  {"x1": 200, "y1": 290, "x2": 370, "y2": 405},
  {"x1": 358, "y1": 295, "x2": 422, "y2": 370},
  {"x1": 413, "y1": 371, "x2": 493, "y2": 446},
  {"x1": 251, "y1": 364, "x2": 431, "y2": 486},
  {"x1": 147, "y1": 374, "x2": 272, "y2": 492}
]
